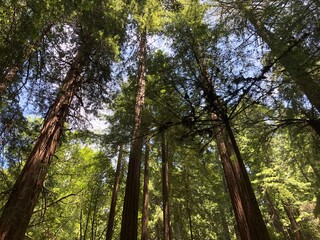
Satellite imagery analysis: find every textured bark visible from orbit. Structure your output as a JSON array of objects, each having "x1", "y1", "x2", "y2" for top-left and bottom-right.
[
  {"x1": 106, "y1": 144, "x2": 124, "y2": 240},
  {"x1": 120, "y1": 30, "x2": 147, "y2": 240},
  {"x1": 213, "y1": 121, "x2": 250, "y2": 239},
  {"x1": 0, "y1": 46, "x2": 87, "y2": 240},
  {"x1": 161, "y1": 131, "x2": 172, "y2": 240},
  {"x1": 141, "y1": 137, "x2": 151, "y2": 240},
  {"x1": 195, "y1": 52, "x2": 269, "y2": 239},
  {"x1": 238, "y1": 1, "x2": 320, "y2": 113}
]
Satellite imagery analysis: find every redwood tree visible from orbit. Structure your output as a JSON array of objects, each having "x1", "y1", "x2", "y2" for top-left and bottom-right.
[
  {"x1": 141, "y1": 136, "x2": 151, "y2": 240},
  {"x1": 166, "y1": 2, "x2": 270, "y2": 238},
  {"x1": 161, "y1": 130, "x2": 172, "y2": 240},
  {"x1": 0, "y1": 44, "x2": 89, "y2": 239},
  {"x1": 106, "y1": 144, "x2": 124, "y2": 240},
  {"x1": 120, "y1": 29, "x2": 147, "y2": 240}
]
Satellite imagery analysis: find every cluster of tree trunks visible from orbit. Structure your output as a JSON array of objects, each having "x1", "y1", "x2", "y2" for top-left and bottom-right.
[
  {"x1": 1, "y1": 1, "x2": 318, "y2": 239},
  {"x1": 106, "y1": 144, "x2": 124, "y2": 240},
  {"x1": 194, "y1": 51, "x2": 270, "y2": 239}
]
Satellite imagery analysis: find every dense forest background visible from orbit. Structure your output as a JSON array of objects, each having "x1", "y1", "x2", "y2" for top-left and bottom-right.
[{"x1": 0, "y1": 0, "x2": 320, "y2": 239}]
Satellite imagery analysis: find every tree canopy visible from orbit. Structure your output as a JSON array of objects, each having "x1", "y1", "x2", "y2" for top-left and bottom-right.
[{"x1": 0, "y1": 0, "x2": 320, "y2": 239}]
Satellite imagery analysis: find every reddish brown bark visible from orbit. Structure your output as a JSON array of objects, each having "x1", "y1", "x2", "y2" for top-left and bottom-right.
[
  {"x1": 141, "y1": 136, "x2": 151, "y2": 240},
  {"x1": 106, "y1": 144, "x2": 124, "y2": 240},
  {"x1": 0, "y1": 46, "x2": 87, "y2": 240},
  {"x1": 161, "y1": 131, "x2": 172, "y2": 240},
  {"x1": 194, "y1": 51, "x2": 270, "y2": 239},
  {"x1": 216, "y1": 119, "x2": 270, "y2": 239},
  {"x1": 120, "y1": 29, "x2": 147, "y2": 240}
]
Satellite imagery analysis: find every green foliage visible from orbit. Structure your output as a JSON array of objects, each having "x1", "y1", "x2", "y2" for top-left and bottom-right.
[{"x1": 1, "y1": 0, "x2": 320, "y2": 239}]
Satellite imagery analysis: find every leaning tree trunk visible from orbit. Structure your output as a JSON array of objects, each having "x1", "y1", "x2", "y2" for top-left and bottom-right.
[
  {"x1": 161, "y1": 131, "x2": 172, "y2": 240},
  {"x1": 0, "y1": 46, "x2": 87, "y2": 240},
  {"x1": 141, "y1": 136, "x2": 151, "y2": 240},
  {"x1": 195, "y1": 53, "x2": 270, "y2": 239},
  {"x1": 237, "y1": 1, "x2": 320, "y2": 114},
  {"x1": 120, "y1": 29, "x2": 147, "y2": 240},
  {"x1": 106, "y1": 144, "x2": 124, "y2": 240}
]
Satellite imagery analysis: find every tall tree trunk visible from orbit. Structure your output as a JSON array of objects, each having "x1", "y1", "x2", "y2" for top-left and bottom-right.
[
  {"x1": 214, "y1": 108, "x2": 270, "y2": 240},
  {"x1": 141, "y1": 136, "x2": 151, "y2": 240},
  {"x1": 106, "y1": 144, "x2": 124, "y2": 240},
  {"x1": 194, "y1": 52, "x2": 270, "y2": 239},
  {"x1": 0, "y1": 24, "x2": 53, "y2": 94},
  {"x1": 184, "y1": 170, "x2": 194, "y2": 240},
  {"x1": 237, "y1": 1, "x2": 320, "y2": 113},
  {"x1": 91, "y1": 190, "x2": 99, "y2": 240},
  {"x1": 173, "y1": 204, "x2": 183, "y2": 240},
  {"x1": 161, "y1": 131, "x2": 172, "y2": 240},
  {"x1": 120, "y1": 29, "x2": 147, "y2": 240},
  {"x1": 0, "y1": 46, "x2": 87, "y2": 240},
  {"x1": 186, "y1": 205, "x2": 193, "y2": 240}
]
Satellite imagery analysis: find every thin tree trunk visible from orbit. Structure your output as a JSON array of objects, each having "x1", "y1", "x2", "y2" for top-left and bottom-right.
[
  {"x1": 156, "y1": 219, "x2": 162, "y2": 240},
  {"x1": 80, "y1": 209, "x2": 83, "y2": 240},
  {"x1": 120, "y1": 29, "x2": 147, "y2": 240},
  {"x1": 0, "y1": 46, "x2": 87, "y2": 240},
  {"x1": 173, "y1": 205, "x2": 183, "y2": 240},
  {"x1": 283, "y1": 202, "x2": 303, "y2": 240},
  {"x1": 91, "y1": 184, "x2": 102, "y2": 240},
  {"x1": 186, "y1": 200, "x2": 194, "y2": 240},
  {"x1": 194, "y1": 51, "x2": 270, "y2": 239},
  {"x1": 0, "y1": 24, "x2": 53, "y2": 93},
  {"x1": 219, "y1": 205, "x2": 231, "y2": 240},
  {"x1": 106, "y1": 144, "x2": 124, "y2": 240},
  {"x1": 237, "y1": 1, "x2": 320, "y2": 113},
  {"x1": 264, "y1": 191, "x2": 289, "y2": 239},
  {"x1": 84, "y1": 202, "x2": 91, "y2": 240},
  {"x1": 184, "y1": 170, "x2": 194, "y2": 240},
  {"x1": 141, "y1": 136, "x2": 151, "y2": 240},
  {"x1": 91, "y1": 193, "x2": 99, "y2": 240},
  {"x1": 161, "y1": 131, "x2": 172, "y2": 240}
]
